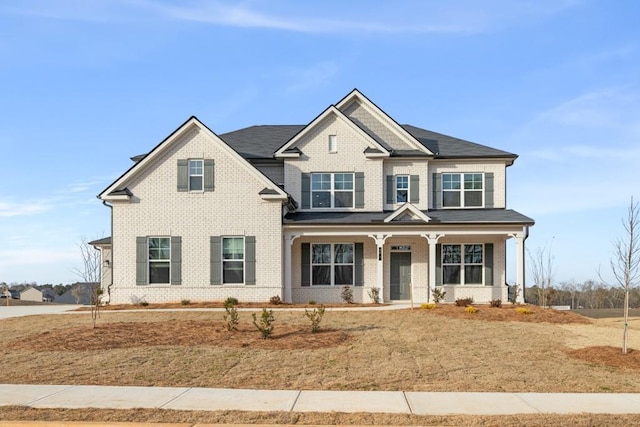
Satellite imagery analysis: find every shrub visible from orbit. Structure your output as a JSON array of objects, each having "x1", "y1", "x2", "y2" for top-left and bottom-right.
[
  {"x1": 515, "y1": 307, "x2": 533, "y2": 315},
  {"x1": 304, "y1": 305, "x2": 326, "y2": 333},
  {"x1": 252, "y1": 308, "x2": 275, "y2": 339},
  {"x1": 224, "y1": 296, "x2": 239, "y2": 307},
  {"x1": 269, "y1": 295, "x2": 282, "y2": 305},
  {"x1": 223, "y1": 304, "x2": 239, "y2": 331},
  {"x1": 432, "y1": 287, "x2": 446, "y2": 303},
  {"x1": 181, "y1": 299, "x2": 191, "y2": 306},
  {"x1": 308, "y1": 300, "x2": 316, "y2": 305},
  {"x1": 341, "y1": 285, "x2": 354, "y2": 304},
  {"x1": 489, "y1": 299, "x2": 502, "y2": 308},
  {"x1": 139, "y1": 300, "x2": 149, "y2": 307},
  {"x1": 421, "y1": 303, "x2": 436, "y2": 310},
  {"x1": 454, "y1": 297, "x2": 474, "y2": 307},
  {"x1": 367, "y1": 287, "x2": 381, "y2": 304},
  {"x1": 465, "y1": 305, "x2": 478, "y2": 314}
]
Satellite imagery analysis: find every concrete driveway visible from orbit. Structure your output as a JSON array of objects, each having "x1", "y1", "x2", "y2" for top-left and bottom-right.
[{"x1": 0, "y1": 304, "x2": 82, "y2": 320}]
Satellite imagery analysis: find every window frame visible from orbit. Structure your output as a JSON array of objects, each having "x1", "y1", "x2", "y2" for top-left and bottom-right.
[
  {"x1": 328, "y1": 134, "x2": 337, "y2": 153},
  {"x1": 395, "y1": 175, "x2": 409, "y2": 203},
  {"x1": 222, "y1": 236, "x2": 245, "y2": 284},
  {"x1": 442, "y1": 173, "x2": 484, "y2": 208},
  {"x1": 188, "y1": 159, "x2": 204, "y2": 192},
  {"x1": 310, "y1": 243, "x2": 355, "y2": 286},
  {"x1": 310, "y1": 172, "x2": 354, "y2": 209},
  {"x1": 148, "y1": 237, "x2": 171, "y2": 285},
  {"x1": 441, "y1": 243, "x2": 484, "y2": 285}
]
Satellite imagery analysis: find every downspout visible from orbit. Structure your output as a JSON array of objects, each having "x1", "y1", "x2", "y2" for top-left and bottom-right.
[{"x1": 102, "y1": 200, "x2": 113, "y2": 304}]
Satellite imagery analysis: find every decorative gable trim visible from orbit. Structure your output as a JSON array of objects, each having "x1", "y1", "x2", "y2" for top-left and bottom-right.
[
  {"x1": 274, "y1": 105, "x2": 390, "y2": 158},
  {"x1": 336, "y1": 89, "x2": 434, "y2": 155},
  {"x1": 99, "y1": 116, "x2": 288, "y2": 201},
  {"x1": 384, "y1": 203, "x2": 431, "y2": 223}
]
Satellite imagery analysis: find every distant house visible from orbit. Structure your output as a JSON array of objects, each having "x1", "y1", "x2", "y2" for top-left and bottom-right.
[
  {"x1": 54, "y1": 282, "x2": 96, "y2": 305},
  {"x1": 20, "y1": 287, "x2": 43, "y2": 302}
]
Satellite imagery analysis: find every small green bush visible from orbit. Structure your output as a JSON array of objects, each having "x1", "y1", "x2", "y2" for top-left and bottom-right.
[
  {"x1": 269, "y1": 295, "x2": 282, "y2": 305},
  {"x1": 455, "y1": 297, "x2": 474, "y2": 307},
  {"x1": 489, "y1": 299, "x2": 502, "y2": 308},
  {"x1": 432, "y1": 287, "x2": 446, "y2": 303},
  {"x1": 181, "y1": 299, "x2": 191, "y2": 306},
  {"x1": 341, "y1": 286, "x2": 354, "y2": 304},
  {"x1": 224, "y1": 296, "x2": 238, "y2": 307},
  {"x1": 367, "y1": 287, "x2": 381, "y2": 304},
  {"x1": 308, "y1": 300, "x2": 316, "y2": 305},
  {"x1": 304, "y1": 305, "x2": 326, "y2": 333},
  {"x1": 252, "y1": 308, "x2": 275, "y2": 339},
  {"x1": 139, "y1": 300, "x2": 149, "y2": 307},
  {"x1": 223, "y1": 304, "x2": 239, "y2": 331}
]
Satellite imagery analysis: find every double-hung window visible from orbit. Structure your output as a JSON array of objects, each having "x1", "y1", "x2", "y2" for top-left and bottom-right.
[
  {"x1": 442, "y1": 244, "x2": 483, "y2": 285},
  {"x1": 189, "y1": 159, "x2": 203, "y2": 191},
  {"x1": 148, "y1": 237, "x2": 171, "y2": 284},
  {"x1": 442, "y1": 173, "x2": 483, "y2": 207},
  {"x1": 222, "y1": 237, "x2": 244, "y2": 284},
  {"x1": 311, "y1": 243, "x2": 354, "y2": 285},
  {"x1": 396, "y1": 175, "x2": 409, "y2": 203},
  {"x1": 311, "y1": 173, "x2": 354, "y2": 208}
]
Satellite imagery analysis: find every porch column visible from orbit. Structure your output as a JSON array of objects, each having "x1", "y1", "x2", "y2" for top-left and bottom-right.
[
  {"x1": 283, "y1": 234, "x2": 298, "y2": 304},
  {"x1": 514, "y1": 231, "x2": 526, "y2": 304},
  {"x1": 369, "y1": 234, "x2": 387, "y2": 303},
  {"x1": 424, "y1": 233, "x2": 442, "y2": 303}
]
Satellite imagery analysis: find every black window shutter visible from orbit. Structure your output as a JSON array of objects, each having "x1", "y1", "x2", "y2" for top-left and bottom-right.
[
  {"x1": 136, "y1": 237, "x2": 147, "y2": 285},
  {"x1": 484, "y1": 243, "x2": 494, "y2": 286},
  {"x1": 210, "y1": 236, "x2": 221, "y2": 285},
  {"x1": 301, "y1": 243, "x2": 310, "y2": 286},
  {"x1": 432, "y1": 173, "x2": 442, "y2": 209},
  {"x1": 171, "y1": 236, "x2": 182, "y2": 285},
  {"x1": 301, "y1": 174, "x2": 311, "y2": 209},
  {"x1": 386, "y1": 175, "x2": 394, "y2": 204},
  {"x1": 355, "y1": 172, "x2": 365, "y2": 208},
  {"x1": 177, "y1": 159, "x2": 188, "y2": 192},
  {"x1": 204, "y1": 159, "x2": 215, "y2": 192},
  {"x1": 354, "y1": 242, "x2": 364, "y2": 286},
  {"x1": 245, "y1": 236, "x2": 256, "y2": 285},
  {"x1": 409, "y1": 175, "x2": 420, "y2": 203},
  {"x1": 435, "y1": 244, "x2": 442, "y2": 286},
  {"x1": 485, "y1": 173, "x2": 494, "y2": 208}
]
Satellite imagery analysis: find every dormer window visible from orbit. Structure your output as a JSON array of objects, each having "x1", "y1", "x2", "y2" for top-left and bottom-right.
[
  {"x1": 311, "y1": 173, "x2": 353, "y2": 208},
  {"x1": 328, "y1": 135, "x2": 337, "y2": 153},
  {"x1": 189, "y1": 160, "x2": 204, "y2": 191}
]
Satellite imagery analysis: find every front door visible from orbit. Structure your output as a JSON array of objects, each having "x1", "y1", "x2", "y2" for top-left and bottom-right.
[{"x1": 390, "y1": 252, "x2": 411, "y2": 300}]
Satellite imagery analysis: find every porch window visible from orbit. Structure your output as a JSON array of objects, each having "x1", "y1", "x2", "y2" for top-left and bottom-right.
[
  {"x1": 311, "y1": 173, "x2": 354, "y2": 208},
  {"x1": 311, "y1": 243, "x2": 354, "y2": 285},
  {"x1": 189, "y1": 159, "x2": 203, "y2": 191},
  {"x1": 396, "y1": 175, "x2": 409, "y2": 203},
  {"x1": 223, "y1": 237, "x2": 244, "y2": 283},
  {"x1": 148, "y1": 237, "x2": 170, "y2": 284},
  {"x1": 442, "y1": 244, "x2": 483, "y2": 285},
  {"x1": 442, "y1": 173, "x2": 483, "y2": 207}
]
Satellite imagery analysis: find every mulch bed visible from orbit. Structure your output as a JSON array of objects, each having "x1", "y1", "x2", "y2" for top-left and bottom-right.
[
  {"x1": 421, "y1": 304, "x2": 592, "y2": 324},
  {"x1": 82, "y1": 302, "x2": 385, "y2": 310},
  {"x1": 568, "y1": 346, "x2": 640, "y2": 370}
]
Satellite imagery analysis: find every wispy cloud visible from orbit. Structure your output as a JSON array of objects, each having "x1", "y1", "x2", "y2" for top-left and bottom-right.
[{"x1": 0, "y1": 201, "x2": 52, "y2": 217}]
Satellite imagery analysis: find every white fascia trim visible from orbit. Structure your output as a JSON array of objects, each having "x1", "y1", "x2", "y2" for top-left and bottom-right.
[
  {"x1": 384, "y1": 203, "x2": 431, "y2": 223},
  {"x1": 284, "y1": 224, "x2": 526, "y2": 236},
  {"x1": 277, "y1": 152, "x2": 301, "y2": 158},
  {"x1": 336, "y1": 89, "x2": 433, "y2": 155},
  {"x1": 101, "y1": 194, "x2": 131, "y2": 202},
  {"x1": 260, "y1": 194, "x2": 288, "y2": 201},
  {"x1": 274, "y1": 106, "x2": 389, "y2": 157}
]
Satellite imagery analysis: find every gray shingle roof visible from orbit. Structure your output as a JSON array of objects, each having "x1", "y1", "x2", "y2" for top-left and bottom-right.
[
  {"x1": 219, "y1": 124, "x2": 516, "y2": 160},
  {"x1": 284, "y1": 209, "x2": 534, "y2": 225}
]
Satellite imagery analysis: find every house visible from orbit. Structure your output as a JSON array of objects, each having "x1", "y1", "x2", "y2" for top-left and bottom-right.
[
  {"x1": 92, "y1": 89, "x2": 533, "y2": 305},
  {"x1": 20, "y1": 286, "x2": 43, "y2": 302},
  {"x1": 54, "y1": 282, "x2": 96, "y2": 305}
]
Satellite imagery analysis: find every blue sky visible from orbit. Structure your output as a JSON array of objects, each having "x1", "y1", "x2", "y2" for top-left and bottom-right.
[{"x1": 1, "y1": 0, "x2": 639, "y2": 287}]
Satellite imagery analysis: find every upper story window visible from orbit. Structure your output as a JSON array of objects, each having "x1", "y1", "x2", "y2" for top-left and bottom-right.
[
  {"x1": 442, "y1": 244, "x2": 483, "y2": 285},
  {"x1": 396, "y1": 175, "x2": 409, "y2": 203},
  {"x1": 311, "y1": 173, "x2": 354, "y2": 208},
  {"x1": 189, "y1": 159, "x2": 203, "y2": 191},
  {"x1": 148, "y1": 237, "x2": 171, "y2": 284},
  {"x1": 442, "y1": 173, "x2": 483, "y2": 207},
  {"x1": 328, "y1": 135, "x2": 337, "y2": 153}
]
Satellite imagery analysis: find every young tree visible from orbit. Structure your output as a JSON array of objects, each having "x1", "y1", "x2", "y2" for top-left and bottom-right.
[
  {"x1": 603, "y1": 197, "x2": 640, "y2": 354},
  {"x1": 528, "y1": 239, "x2": 554, "y2": 308},
  {"x1": 71, "y1": 236, "x2": 103, "y2": 328}
]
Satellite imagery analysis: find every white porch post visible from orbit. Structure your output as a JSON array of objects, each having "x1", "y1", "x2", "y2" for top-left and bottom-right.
[
  {"x1": 369, "y1": 234, "x2": 387, "y2": 303},
  {"x1": 424, "y1": 233, "x2": 442, "y2": 303},
  {"x1": 283, "y1": 234, "x2": 298, "y2": 304},
  {"x1": 514, "y1": 231, "x2": 526, "y2": 304}
]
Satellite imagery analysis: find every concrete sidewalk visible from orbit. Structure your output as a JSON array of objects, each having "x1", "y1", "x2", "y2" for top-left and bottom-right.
[{"x1": 3, "y1": 384, "x2": 640, "y2": 415}]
